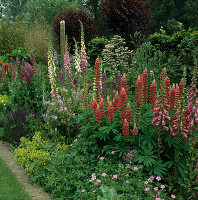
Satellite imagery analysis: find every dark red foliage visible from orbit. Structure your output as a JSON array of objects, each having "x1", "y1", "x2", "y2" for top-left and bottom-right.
[
  {"x1": 53, "y1": 8, "x2": 97, "y2": 50},
  {"x1": 101, "y1": 0, "x2": 150, "y2": 45}
]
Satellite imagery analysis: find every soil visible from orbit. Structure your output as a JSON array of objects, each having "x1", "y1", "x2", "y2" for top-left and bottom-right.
[{"x1": 0, "y1": 140, "x2": 51, "y2": 200}]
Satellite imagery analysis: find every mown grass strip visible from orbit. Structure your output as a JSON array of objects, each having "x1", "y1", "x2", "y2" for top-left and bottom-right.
[{"x1": 0, "y1": 156, "x2": 31, "y2": 200}]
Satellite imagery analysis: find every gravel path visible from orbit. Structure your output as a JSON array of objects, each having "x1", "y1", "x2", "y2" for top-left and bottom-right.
[{"x1": 0, "y1": 140, "x2": 51, "y2": 200}]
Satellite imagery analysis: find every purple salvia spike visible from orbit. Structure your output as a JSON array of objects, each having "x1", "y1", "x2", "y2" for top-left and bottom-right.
[
  {"x1": 16, "y1": 57, "x2": 23, "y2": 84},
  {"x1": 116, "y1": 71, "x2": 122, "y2": 87}
]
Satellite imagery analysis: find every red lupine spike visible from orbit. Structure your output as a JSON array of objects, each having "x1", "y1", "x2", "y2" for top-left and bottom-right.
[
  {"x1": 93, "y1": 104, "x2": 102, "y2": 123},
  {"x1": 135, "y1": 75, "x2": 143, "y2": 107},
  {"x1": 170, "y1": 111, "x2": 180, "y2": 136},
  {"x1": 121, "y1": 73, "x2": 127, "y2": 91},
  {"x1": 149, "y1": 79, "x2": 156, "y2": 106},
  {"x1": 90, "y1": 96, "x2": 98, "y2": 111},
  {"x1": 115, "y1": 85, "x2": 121, "y2": 94},
  {"x1": 94, "y1": 58, "x2": 101, "y2": 103},
  {"x1": 125, "y1": 103, "x2": 132, "y2": 122},
  {"x1": 123, "y1": 119, "x2": 129, "y2": 136},
  {"x1": 99, "y1": 98, "x2": 105, "y2": 119},
  {"x1": 113, "y1": 91, "x2": 120, "y2": 111},
  {"x1": 120, "y1": 88, "x2": 127, "y2": 122},
  {"x1": 108, "y1": 102, "x2": 114, "y2": 123},
  {"x1": 179, "y1": 78, "x2": 184, "y2": 97},
  {"x1": 133, "y1": 122, "x2": 138, "y2": 136},
  {"x1": 142, "y1": 69, "x2": 148, "y2": 103},
  {"x1": 169, "y1": 84, "x2": 176, "y2": 111}
]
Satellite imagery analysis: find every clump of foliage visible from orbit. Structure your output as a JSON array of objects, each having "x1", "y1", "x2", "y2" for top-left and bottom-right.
[
  {"x1": 14, "y1": 131, "x2": 68, "y2": 174},
  {"x1": 53, "y1": 8, "x2": 97, "y2": 51},
  {"x1": 0, "y1": 19, "x2": 25, "y2": 55},
  {"x1": 100, "y1": 0, "x2": 150, "y2": 48},
  {"x1": 149, "y1": 27, "x2": 198, "y2": 84},
  {"x1": 87, "y1": 37, "x2": 110, "y2": 66}
]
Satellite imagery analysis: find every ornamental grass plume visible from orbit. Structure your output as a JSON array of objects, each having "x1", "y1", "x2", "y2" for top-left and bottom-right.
[
  {"x1": 93, "y1": 58, "x2": 101, "y2": 103},
  {"x1": 119, "y1": 87, "x2": 127, "y2": 122},
  {"x1": 107, "y1": 102, "x2": 114, "y2": 123},
  {"x1": 149, "y1": 79, "x2": 156, "y2": 106},
  {"x1": 113, "y1": 91, "x2": 120, "y2": 111},
  {"x1": 141, "y1": 69, "x2": 148, "y2": 103},
  {"x1": 16, "y1": 57, "x2": 23, "y2": 84},
  {"x1": 123, "y1": 119, "x2": 129, "y2": 136}
]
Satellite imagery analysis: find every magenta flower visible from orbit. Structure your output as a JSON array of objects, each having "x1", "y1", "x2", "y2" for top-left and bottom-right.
[
  {"x1": 144, "y1": 181, "x2": 148, "y2": 184},
  {"x1": 148, "y1": 178, "x2": 152, "y2": 182},
  {"x1": 154, "y1": 187, "x2": 158, "y2": 191},
  {"x1": 171, "y1": 194, "x2": 176, "y2": 199},
  {"x1": 156, "y1": 176, "x2": 161, "y2": 181},
  {"x1": 100, "y1": 157, "x2": 104, "y2": 160},
  {"x1": 126, "y1": 164, "x2": 130, "y2": 169},
  {"x1": 96, "y1": 179, "x2": 101, "y2": 183},
  {"x1": 113, "y1": 174, "x2": 118, "y2": 179},
  {"x1": 74, "y1": 139, "x2": 77, "y2": 142},
  {"x1": 92, "y1": 190, "x2": 97, "y2": 193},
  {"x1": 111, "y1": 151, "x2": 115, "y2": 154},
  {"x1": 133, "y1": 167, "x2": 138, "y2": 171},
  {"x1": 126, "y1": 180, "x2": 130, "y2": 184},
  {"x1": 145, "y1": 187, "x2": 150, "y2": 191},
  {"x1": 102, "y1": 173, "x2": 107, "y2": 177},
  {"x1": 160, "y1": 185, "x2": 165, "y2": 189},
  {"x1": 81, "y1": 189, "x2": 85, "y2": 192}
]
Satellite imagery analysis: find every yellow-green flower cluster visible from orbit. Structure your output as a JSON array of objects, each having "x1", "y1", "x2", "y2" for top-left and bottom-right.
[{"x1": 14, "y1": 132, "x2": 51, "y2": 175}]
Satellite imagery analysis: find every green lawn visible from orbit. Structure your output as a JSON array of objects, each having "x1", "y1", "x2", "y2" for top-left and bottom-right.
[{"x1": 0, "y1": 156, "x2": 31, "y2": 200}]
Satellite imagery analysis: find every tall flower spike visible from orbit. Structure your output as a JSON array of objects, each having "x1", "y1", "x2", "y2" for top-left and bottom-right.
[
  {"x1": 73, "y1": 38, "x2": 81, "y2": 73},
  {"x1": 120, "y1": 88, "x2": 128, "y2": 122},
  {"x1": 102, "y1": 71, "x2": 107, "y2": 101},
  {"x1": 149, "y1": 79, "x2": 156, "y2": 106},
  {"x1": 99, "y1": 98, "x2": 105, "y2": 119},
  {"x1": 123, "y1": 119, "x2": 129, "y2": 137},
  {"x1": 16, "y1": 57, "x2": 23, "y2": 84},
  {"x1": 64, "y1": 47, "x2": 73, "y2": 86},
  {"x1": 113, "y1": 92, "x2": 120, "y2": 111},
  {"x1": 169, "y1": 84, "x2": 176, "y2": 111},
  {"x1": 59, "y1": 70, "x2": 64, "y2": 84},
  {"x1": 133, "y1": 122, "x2": 138, "y2": 136},
  {"x1": 125, "y1": 103, "x2": 132, "y2": 122},
  {"x1": 170, "y1": 111, "x2": 180, "y2": 136},
  {"x1": 94, "y1": 58, "x2": 101, "y2": 103},
  {"x1": 175, "y1": 84, "x2": 180, "y2": 109},
  {"x1": 121, "y1": 73, "x2": 127, "y2": 92},
  {"x1": 90, "y1": 96, "x2": 98, "y2": 111},
  {"x1": 60, "y1": 20, "x2": 65, "y2": 62},
  {"x1": 182, "y1": 106, "x2": 191, "y2": 139},
  {"x1": 109, "y1": 77, "x2": 114, "y2": 100},
  {"x1": 135, "y1": 76, "x2": 142, "y2": 126},
  {"x1": 80, "y1": 20, "x2": 88, "y2": 76},
  {"x1": 94, "y1": 104, "x2": 102, "y2": 123},
  {"x1": 116, "y1": 71, "x2": 122, "y2": 94},
  {"x1": 142, "y1": 69, "x2": 148, "y2": 103},
  {"x1": 164, "y1": 76, "x2": 170, "y2": 108},
  {"x1": 24, "y1": 63, "x2": 33, "y2": 84},
  {"x1": 108, "y1": 102, "x2": 114, "y2": 123}
]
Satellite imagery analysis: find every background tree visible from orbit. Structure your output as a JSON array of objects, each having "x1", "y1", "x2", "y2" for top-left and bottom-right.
[{"x1": 100, "y1": 0, "x2": 150, "y2": 49}]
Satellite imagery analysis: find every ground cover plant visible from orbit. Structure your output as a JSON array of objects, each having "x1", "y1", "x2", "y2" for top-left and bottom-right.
[
  {"x1": 0, "y1": 1, "x2": 197, "y2": 200},
  {"x1": 0, "y1": 157, "x2": 31, "y2": 200}
]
